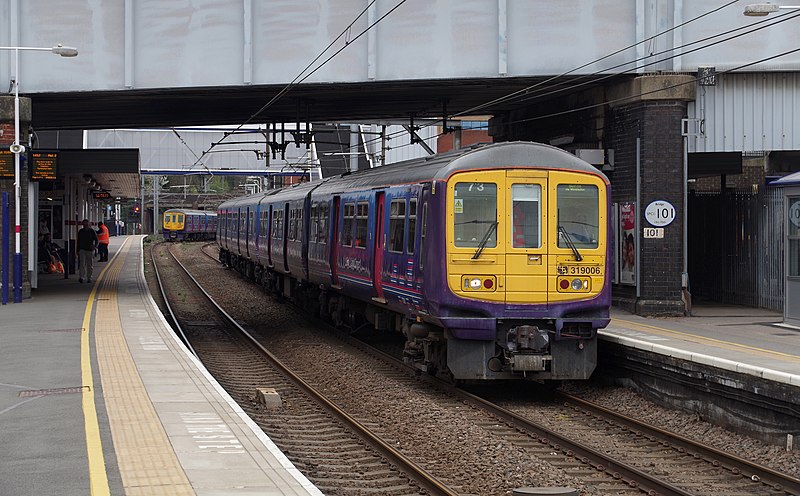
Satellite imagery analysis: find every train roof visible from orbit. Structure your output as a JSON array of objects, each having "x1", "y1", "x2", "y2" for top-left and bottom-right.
[
  {"x1": 312, "y1": 141, "x2": 608, "y2": 195},
  {"x1": 163, "y1": 208, "x2": 217, "y2": 216},
  {"x1": 218, "y1": 142, "x2": 608, "y2": 209}
]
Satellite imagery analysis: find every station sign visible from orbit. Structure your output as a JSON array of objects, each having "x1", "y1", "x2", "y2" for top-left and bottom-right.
[
  {"x1": 643, "y1": 227, "x2": 664, "y2": 239},
  {"x1": 644, "y1": 200, "x2": 676, "y2": 227},
  {"x1": 0, "y1": 150, "x2": 13, "y2": 178},
  {"x1": 93, "y1": 191, "x2": 112, "y2": 199},
  {"x1": 30, "y1": 152, "x2": 58, "y2": 181}
]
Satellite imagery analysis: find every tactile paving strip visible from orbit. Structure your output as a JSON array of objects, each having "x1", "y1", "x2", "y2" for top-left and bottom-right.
[{"x1": 93, "y1": 244, "x2": 195, "y2": 495}]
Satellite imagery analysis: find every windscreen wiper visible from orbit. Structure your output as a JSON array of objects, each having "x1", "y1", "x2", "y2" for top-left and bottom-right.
[
  {"x1": 558, "y1": 225, "x2": 583, "y2": 261},
  {"x1": 472, "y1": 221, "x2": 499, "y2": 259}
]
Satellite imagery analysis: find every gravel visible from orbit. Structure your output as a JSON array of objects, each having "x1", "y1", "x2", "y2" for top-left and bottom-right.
[{"x1": 159, "y1": 242, "x2": 800, "y2": 494}]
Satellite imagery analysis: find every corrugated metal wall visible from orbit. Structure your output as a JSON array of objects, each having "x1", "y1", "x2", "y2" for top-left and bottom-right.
[
  {"x1": 688, "y1": 188, "x2": 783, "y2": 310},
  {"x1": 688, "y1": 72, "x2": 800, "y2": 153}
]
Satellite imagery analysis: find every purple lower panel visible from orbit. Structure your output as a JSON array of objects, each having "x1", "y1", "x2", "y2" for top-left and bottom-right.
[{"x1": 438, "y1": 317, "x2": 496, "y2": 340}]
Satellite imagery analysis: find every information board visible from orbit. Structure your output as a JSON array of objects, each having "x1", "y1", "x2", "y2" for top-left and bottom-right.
[
  {"x1": 30, "y1": 152, "x2": 58, "y2": 181},
  {"x1": 0, "y1": 150, "x2": 13, "y2": 178},
  {"x1": 93, "y1": 191, "x2": 111, "y2": 199}
]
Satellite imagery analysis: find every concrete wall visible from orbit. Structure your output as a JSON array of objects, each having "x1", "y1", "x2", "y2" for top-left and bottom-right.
[{"x1": 2, "y1": 0, "x2": 798, "y2": 93}]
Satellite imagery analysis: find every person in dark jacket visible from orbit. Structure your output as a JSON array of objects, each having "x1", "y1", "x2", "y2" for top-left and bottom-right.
[{"x1": 77, "y1": 219, "x2": 98, "y2": 283}]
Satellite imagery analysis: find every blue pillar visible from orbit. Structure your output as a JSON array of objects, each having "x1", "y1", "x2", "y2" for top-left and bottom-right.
[{"x1": 2, "y1": 192, "x2": 8, "y2": 305}]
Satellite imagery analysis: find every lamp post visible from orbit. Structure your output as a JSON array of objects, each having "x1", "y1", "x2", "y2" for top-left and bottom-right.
[
  {"x1": 0, "y1": 44, "x2": 77, "y2": 302},
  {"x1": 744, "y1": 2, "x2": 800, "y2": 15}
]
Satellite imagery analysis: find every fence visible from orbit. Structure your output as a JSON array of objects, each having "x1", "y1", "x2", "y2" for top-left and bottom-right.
[{"x1": 688, "y1": 188, "x2": 783, "y2": 311}]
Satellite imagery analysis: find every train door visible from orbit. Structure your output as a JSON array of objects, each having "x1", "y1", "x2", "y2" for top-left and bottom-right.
[
  {"x1": 267, "y1": 205, "x2": 274, "y2": 267},
  {"x1": 235, "y1": 209, "x2": 241, "y2": 254},
  {"x1": 331, "y1": 196, "x2": 341, "y2": 287},
  {"x1": 283, "y1": 203, "x2": 290, "y2": 272},
  {"x1": 505, "y1": 171, "x2": 549, "y2": 306},
  {"x1": 245, "y1": 207, "x2": 251, "y2": 258},
  {"x1": 253, "y1": 206, "x2": 260, "y2": 255},
  {"x1": 373, "y1": 192, "x2": 386, "y2": 301}
]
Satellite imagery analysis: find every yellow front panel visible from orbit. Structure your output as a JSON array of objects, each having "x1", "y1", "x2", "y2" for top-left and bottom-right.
[
  {"x1": 446, "y1": 171, "x2": 505, "y2": 302},
  {"x1": 446, "y1": 168, "x2": 607, "y2": 305},
  {"x1": 504, "y1": 171, "x2": 549, "y2": 304}
]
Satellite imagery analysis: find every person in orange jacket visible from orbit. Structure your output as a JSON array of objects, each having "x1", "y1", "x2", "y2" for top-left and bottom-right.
[{"x1": 96, "y1": 220, "x2": 110, "y2": 262}]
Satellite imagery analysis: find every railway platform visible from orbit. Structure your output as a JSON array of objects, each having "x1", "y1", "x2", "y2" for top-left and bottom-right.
[
  {"x1": 603, "y1": 305, "x2": 800, "y2": 384},
  {"x1": 0, "y1": 235, "x2": 321, "y2": 496},
  {"x1": 600, "y1": 306, "x2": 800, "y2": 445}
]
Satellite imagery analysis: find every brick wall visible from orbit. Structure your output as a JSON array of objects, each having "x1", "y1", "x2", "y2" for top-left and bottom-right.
[{"x1": 608, "y1": 100, "x2": 686, "y2": 315}]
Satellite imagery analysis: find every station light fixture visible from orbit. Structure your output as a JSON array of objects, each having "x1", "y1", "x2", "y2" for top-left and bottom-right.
[
  {"x1": 743, "y1": 3, "x2": 800, "y2": 15},
  {"x1": 0, "y1": 43, "x2": 78, "y2": 302}
]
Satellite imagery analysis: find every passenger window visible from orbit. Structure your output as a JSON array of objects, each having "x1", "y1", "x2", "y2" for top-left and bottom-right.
[
  {"x1": 388, "y1": 199, "x2": 406, "y2": 253},
  {"x1": 343, "y1": 203, "x2": 354, "y2": 246},
  {"x1": 511, "y1": 184, "x2": 541, "y2": 248},
  {"x1": 407, "y1": 199, "x2": 417, "y2": 255},
  {"x1": 355, "y1": 202, "x2": 368, "y2": 248},
  {"x1": 318, "y1": 202, "x2": 328, "y2": 244}
]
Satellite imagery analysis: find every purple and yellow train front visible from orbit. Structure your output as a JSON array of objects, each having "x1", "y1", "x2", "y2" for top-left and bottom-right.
[{"x1": 415, "y1": 163, "x2": 610, "y2": 381}]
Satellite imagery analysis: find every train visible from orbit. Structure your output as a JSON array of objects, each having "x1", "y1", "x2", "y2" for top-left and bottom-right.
[
  {"x1": 217, "y1": 141, "x2": 611, "y2": 382},
  {"x1": 163, "y1": 209, "x2": 218, "y2": 241}
]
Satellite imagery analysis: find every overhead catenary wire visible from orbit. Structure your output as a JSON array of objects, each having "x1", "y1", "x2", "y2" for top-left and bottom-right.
[
  {"x1": 190, "y1": 0, "x2": 408, "y2": 169},
  {"x1": 362, "y1": 6, "x2": 800, "y2": 156}
]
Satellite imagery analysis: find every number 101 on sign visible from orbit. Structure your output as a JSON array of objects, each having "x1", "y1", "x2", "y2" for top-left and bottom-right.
[{"x1": 643, "y1": 227, "x2": 664, "y2": 238}]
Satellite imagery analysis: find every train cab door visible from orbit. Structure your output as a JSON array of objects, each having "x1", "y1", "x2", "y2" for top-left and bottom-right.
[
  {"x1": 505, "y1": 171, "x2": 549, "y2": 307},
  {"x1": 331, "y1": 196, "x2": 341, "y2": 287},
  {"x1": 372, "y1": 192, "x2": 386, "y2": 301}
]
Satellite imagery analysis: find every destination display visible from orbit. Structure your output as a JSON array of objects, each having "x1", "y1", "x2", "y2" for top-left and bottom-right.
[
  {"x1": 93, "y1": 191, "x2": 112, "y2": 199},
  {"x1": 0, "y1": 150, "x2": 13, "y2": 178},
  {"x1": 30, "y1": 152, "x2": 58, "y2": 181}
]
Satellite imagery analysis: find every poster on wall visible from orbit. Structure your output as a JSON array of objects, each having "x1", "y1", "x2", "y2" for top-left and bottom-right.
[{"x1": 619, "y1": 202, "x2": 636, "y2": 285}]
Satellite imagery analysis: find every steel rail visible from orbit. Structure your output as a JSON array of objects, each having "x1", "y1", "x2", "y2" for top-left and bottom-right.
[
  {"x1": 559, "y1": 392, "x2": 800, "y2": 495},
  {"x1": 150, "y1": 242, "x2": 197, "y2": 357},
  {"x1": 163, "y1": 248, "x2": 460, "y2": 496}
]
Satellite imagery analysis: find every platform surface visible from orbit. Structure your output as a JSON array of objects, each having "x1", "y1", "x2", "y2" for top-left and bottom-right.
[
  {"x1": 0, "y1": 235, "x2": 321, "y2": 495},
  {"x1": 603, "y1": 305, "x2": 800, "y2": 386}
]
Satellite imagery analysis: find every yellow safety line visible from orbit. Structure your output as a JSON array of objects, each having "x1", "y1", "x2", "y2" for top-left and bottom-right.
[
  {"x1": 81, "y1": 236, "x2": 132, "y2": 496},
  {"x1": 612, "y1": 317, "x2": 800, "y2": 362}
]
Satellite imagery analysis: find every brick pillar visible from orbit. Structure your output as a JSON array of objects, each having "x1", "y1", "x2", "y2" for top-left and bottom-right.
[
  {"x1": 0, "y1": 95, "x2": 32, "y2": 299},
  {"x1": 608, "y1": 75, "x2": 695, "y2": 315}
]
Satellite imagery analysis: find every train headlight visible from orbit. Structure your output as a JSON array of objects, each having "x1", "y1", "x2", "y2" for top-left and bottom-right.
[
  {"x1": 557, "y1": 277, "x2": 591, "y2": 292},
  {"x1": 462, "y1": 275, "x2": 497, "y2": 292}
]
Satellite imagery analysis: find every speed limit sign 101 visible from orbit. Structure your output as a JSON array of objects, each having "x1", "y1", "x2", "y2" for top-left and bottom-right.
[{"x1": 645, "y1": 200, "x2": 676, "y2": 227}]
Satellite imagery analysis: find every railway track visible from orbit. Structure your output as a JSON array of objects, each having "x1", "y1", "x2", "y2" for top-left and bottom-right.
[
  {"x1": 152, "y1": 241, "x2": 459, "y2": 496},
  {"x1": 154, "y1": 241, "x2": 800, "y2": 495}
]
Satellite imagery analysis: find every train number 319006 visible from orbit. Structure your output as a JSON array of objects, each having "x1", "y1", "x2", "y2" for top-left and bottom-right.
[{"x1": 558, "y1": 265, "x2": 602, "y2": 276}]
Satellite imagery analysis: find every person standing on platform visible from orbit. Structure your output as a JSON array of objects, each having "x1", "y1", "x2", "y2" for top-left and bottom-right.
[
  {"x1": 77, "y1": 219, "x2": 98, "y2": 283},
  {"x1": 96, "y1": 220, "x2": 110, "y2": 262}
]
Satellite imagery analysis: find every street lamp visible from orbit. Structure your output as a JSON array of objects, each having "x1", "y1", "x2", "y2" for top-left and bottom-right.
[
  {"x1": 0, "y1": 44, "x2": 77, "y2": 302},
  {"x1": 744, "y1": 2, "x2": 800, "y2": 15}
]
